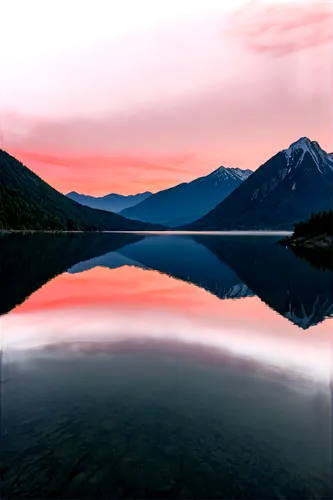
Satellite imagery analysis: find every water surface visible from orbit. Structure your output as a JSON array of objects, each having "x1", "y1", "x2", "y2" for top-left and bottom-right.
[{"x1": 1, "y1": 233, "x2": 332, "y2": 499}]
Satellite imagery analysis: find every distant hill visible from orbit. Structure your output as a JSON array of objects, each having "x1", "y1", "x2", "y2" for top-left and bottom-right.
[
  {"x1": 120, "y1": 166, "x2": 252, "y2": 226},
  {"x1": 186, "y1": 137, "x2": 333, "y2": 231},
  {"x1": 67, "y1": 190, "x2": 152, "y2": 212},
  {"x1": 0, "y1": 150, "x2": 154, "y2": 231}
]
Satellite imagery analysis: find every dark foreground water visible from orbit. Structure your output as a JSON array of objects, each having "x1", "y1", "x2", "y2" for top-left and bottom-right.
[{"x1": 1, "y1": 232, "x2": 332, "y2": 499}]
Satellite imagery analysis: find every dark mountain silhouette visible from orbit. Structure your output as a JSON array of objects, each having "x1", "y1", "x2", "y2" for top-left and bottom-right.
[
  {"x1": 67, "y1": 190, "x2": 152, "y2": 212},
  {"x1": 0, "y1": 232, "x2": 144, "y2": 315},
  {"x1": 2, "y1": 233, "x2": 332, "y2": 329},
  {"x1": 186, "y1": 138, "x2": 333, "y2": 230},
  {"x1": 120, "y1": 166, "x2": 252, "y2": 226},
  {"x1": 0, "y1": 150, "x2": 154, "y2": 231}
]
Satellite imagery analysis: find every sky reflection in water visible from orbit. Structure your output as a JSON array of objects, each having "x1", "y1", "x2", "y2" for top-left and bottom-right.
[{"x1": 1, "y1": 233, "x2": 332, "y2": 499}]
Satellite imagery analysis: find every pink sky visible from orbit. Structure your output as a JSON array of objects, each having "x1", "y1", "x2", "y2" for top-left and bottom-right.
[{"x1": 1, "y1": 0, "x2": 332, "y2": 195}]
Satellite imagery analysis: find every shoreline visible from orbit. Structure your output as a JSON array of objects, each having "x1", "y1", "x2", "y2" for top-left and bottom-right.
[
  {"x1": 279, "y1": 233, "x2": 333, "y2": 251},
  {"x1": 1, "y1": 229, "x2": 293, "y2": 235}
]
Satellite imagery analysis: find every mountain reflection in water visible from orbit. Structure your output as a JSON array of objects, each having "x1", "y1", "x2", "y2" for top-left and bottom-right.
[{"x1": 1, "y1": 232, "x2": 332, "y2": 499}]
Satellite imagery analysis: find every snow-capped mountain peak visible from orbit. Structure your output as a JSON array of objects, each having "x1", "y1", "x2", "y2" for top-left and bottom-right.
[
  {"x1": 288, "y1": 136, "x2": 312, "y2": 149},
  {"x1": 230, "y1": 167, "x2": 253, "y2": 181},
  {"x1": 211, "y1": 166, "x2": 252, "y2": 182},
  {"x1": 284, "y1": 137, "x2": 317, "y2": 160},
  {"x1": 283, "y1": 137, "x2": 333, "y2": 173}
]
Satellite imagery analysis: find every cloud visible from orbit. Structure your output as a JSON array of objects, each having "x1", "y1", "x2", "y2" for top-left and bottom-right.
[
  {"x1": 1, "y1": 1, "x2": 332, "y2": 195},
  {"x1": 7, "y1": 146, "x2": 198, "y2": 195},
  {"x1": 227, "y1": 1, "x2": 333, "y2": 57}
]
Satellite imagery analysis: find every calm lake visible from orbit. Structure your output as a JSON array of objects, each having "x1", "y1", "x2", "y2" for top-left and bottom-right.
[{"x1": 1, "y1": 232, "x2": 332, "y2": 499}]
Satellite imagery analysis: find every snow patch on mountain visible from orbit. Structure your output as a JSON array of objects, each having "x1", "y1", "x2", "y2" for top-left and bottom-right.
[
  {"x1": 283, "y1": 137, "x2": 333, "y2": 174},
  {"x1": 284, "y1": 296, "x2": 333, "y2": 329},
  {"x1": 213, "y1": 282, "x2": 254, "y2": 300},
  {"x1": 211, "y1": 166, "x2": 252, "y2": 183},
  {"x1": 230, "y1": 167, "x2": 253, "y2": 181},
  {"x1": 224, "y1": 283, "x2": 254, "y2": 299}
]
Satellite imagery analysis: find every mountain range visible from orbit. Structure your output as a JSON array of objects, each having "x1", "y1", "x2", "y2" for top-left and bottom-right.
[
  {"x1": 67, "y1": 190, "x2": 152, "y2": 213},
  {"x1": 0, "y1": 150, "x2": 153, "y2": 231},
  {"x1": 1, "y1": 137, "x2": 332, "y2": 231},
  {"x1": 186, "y1": 137, "x2": 333, "y2": 230},
  {"x1": 119, "y1": 166, "x2": 252, "y2": 226}
]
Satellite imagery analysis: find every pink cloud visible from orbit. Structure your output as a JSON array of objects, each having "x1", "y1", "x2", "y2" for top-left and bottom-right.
[
  {"x1": 1, "y1": 1, "x2": 332, "y2": 195},
  {"x1": 227, "y1": 1, "x2": 333, "y2": 57},
  {"x1": 6, "y1": 147, "x2": 199, "y2": 195}
]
